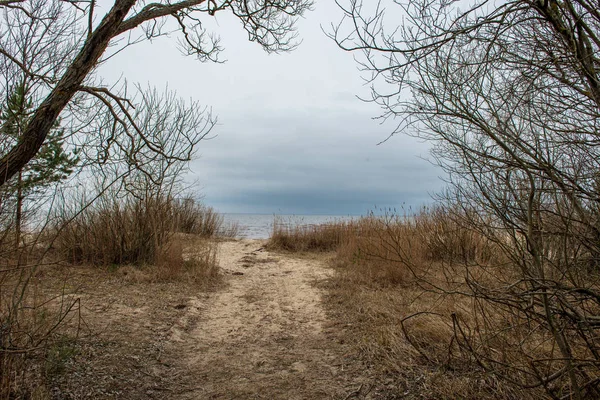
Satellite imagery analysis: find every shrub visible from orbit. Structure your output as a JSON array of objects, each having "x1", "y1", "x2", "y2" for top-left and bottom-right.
[
  {"x1": 52, "y1": 193, "x2": 231, "y2": 267},
  {"x1": 53, "y1": 195, "x2": 173, "y2": 266}
]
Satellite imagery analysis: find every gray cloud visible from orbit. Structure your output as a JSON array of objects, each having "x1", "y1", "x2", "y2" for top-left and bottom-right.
[
  {"x1": 187, "y1": 111, "x2": 441, "y2": 214},
  {"x1": 101, "y1": 2, "x2": 444, "y2": 214}
]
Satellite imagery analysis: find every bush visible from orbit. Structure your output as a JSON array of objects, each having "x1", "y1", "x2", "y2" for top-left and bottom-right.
[
  {"x1": 52, "y1": 193, "x2": 230, "y2": 267},
  {"x1": 53, "y1": 195, "x2": 172, "y2": 266}
]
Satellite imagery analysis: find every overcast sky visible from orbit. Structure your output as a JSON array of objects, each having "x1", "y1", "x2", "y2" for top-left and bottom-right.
[{"x1": 102, "y1": 2, "x2": 443, "y2": 215}]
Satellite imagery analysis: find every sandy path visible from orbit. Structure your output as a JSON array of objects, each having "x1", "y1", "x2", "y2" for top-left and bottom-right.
[{"x1": 163, "y1": 239, "x2": 367, "y2": 399}]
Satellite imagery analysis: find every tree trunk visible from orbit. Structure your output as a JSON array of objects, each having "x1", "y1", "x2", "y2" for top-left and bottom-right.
[
  {"x1": 0, "y1": 0, "x2": 137, "y2": 187},
  {"x1": 15, "y1": 169, "x2": 22, "y2": 251}
]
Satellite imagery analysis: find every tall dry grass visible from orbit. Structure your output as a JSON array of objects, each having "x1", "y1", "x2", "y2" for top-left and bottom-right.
[
  {"x1": 173, "y1": 196, "x2": 238, "y2": 238},
  {"x1": 53, "y1": 195, "x2": 171, "y2": 266},
  {"x1": 328, "y1": 211, "x2": 528, "y2": 398},
  {"x1": 267, "y1": 216, "x2": 349, "y2": 252},
  {"x1": 51, "y1": 194, "x2": 230, "y2": 269},
  {"x1": 268, "y1": 207, "x2": 539, "y2": 398}
]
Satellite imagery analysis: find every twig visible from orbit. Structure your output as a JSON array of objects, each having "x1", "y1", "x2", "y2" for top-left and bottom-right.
[{"x1": 343, "y1": 383, "x2": 364, "y2": 400}]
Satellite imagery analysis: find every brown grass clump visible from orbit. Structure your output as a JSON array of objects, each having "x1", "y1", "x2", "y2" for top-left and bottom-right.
[
  {"x1": 51, "y1": 194, "x2": 227, "y2": 273},
  {"x1": 48, "y1": 190, "x2": 224, "y2": 272},
  {"x1": 142, "y1": 234, "x2": 219, "y2": 284},
  {"x1": 173, "y1": 196, "x2": 238, "y2": 238},
  {"x1": 267, "y1": 217, "x2": 350, "y2": 252},
  {"x1": 53, "y1": 195, "x2": 172, "y2": 266}
]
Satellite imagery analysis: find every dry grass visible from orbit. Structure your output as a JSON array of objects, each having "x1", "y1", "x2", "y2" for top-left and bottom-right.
[
  {"x1": 270, "y1": 208, "x2": 542, "y2": 398},
  {"x1": 0, "y1": 231, "x2": 221, "y2": 399},
  {"x1": 52, "y1": 196, "x2": 171, "y2": 266},
  {"x1": 120, "y1": 234, "x2": 220, "y2": 285},
  {"x1": 173, "y1": 196, "x2": 239, "y2": 238},
  {"x1": 51, "y1": 194, "x2": 229, "y2": 269},
  {"x1": 0, "y1": 193, "x2": 226, "y2": 399},
  {"x1": 267, "y1": 217, "x2": 350, "y2": 252}
]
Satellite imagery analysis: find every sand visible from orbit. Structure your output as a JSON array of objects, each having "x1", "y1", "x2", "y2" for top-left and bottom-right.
[
  {"x1": 163, "y1": 239, "x2": 367, "y2": 399},
  {"x1": 45, "y1": 239, "x2": 373, "y2": 399}
]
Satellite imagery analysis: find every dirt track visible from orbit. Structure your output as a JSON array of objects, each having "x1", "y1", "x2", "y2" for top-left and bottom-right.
[
  {"x1": 162, "y1": 239, "x2": 369, "y2": 399},
  {"x1": 44, "y1": 239, "x2": 374, "y2": 399}
]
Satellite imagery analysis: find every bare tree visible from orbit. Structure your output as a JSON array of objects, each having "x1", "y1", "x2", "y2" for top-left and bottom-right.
[
  {"x1": 332, "y1": 0, "x2": 600, "y2": 397},
  {"x1": 0, "y1": 74, "x2": 218, "y2": 400},
  {"x1": 0, "y1": 2, "x2": 317, "y2": 395},
  {"x1": 0, "y1": 0, "x2": 312, "y2": 186}
]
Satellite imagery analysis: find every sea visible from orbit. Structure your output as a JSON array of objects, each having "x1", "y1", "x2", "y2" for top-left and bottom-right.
[{"x1": 221, "y1": 214, "x2": 357, "y2": 239}]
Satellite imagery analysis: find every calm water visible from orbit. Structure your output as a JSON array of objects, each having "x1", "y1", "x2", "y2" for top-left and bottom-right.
[{"x1": 222, "y1": 214, "x2": 357, "y2": 239}]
